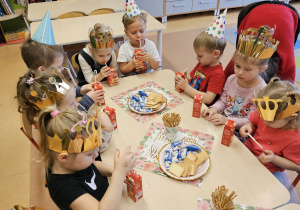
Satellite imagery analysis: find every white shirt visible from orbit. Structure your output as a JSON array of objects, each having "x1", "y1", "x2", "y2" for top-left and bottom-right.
[
  {"x1": 78, "y1": 45, "x2": 118, "y2": 83},
  {"x1": 117, "y1": 38, "x2": 160, "y2": 76}
]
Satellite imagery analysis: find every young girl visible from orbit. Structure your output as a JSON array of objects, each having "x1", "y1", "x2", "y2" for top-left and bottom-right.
[
  {"x1": 38, "y1": 105, "x2": 136, "y2": 209},
  {"x1": 240, "y1": 78, "x2": 300, "y2": 203},
  {"x1": 118, "y1": 1, "x2": 160, "y2": 76},
  {"x1": 76, "y1": 23, "x2": 118, "y2": 86},
  {"x1": 17, "y1": 70, "x2": 113, "y2": 153},
  {"x1": 202, "y1": 26, "x2": 280, "y2": 142}
]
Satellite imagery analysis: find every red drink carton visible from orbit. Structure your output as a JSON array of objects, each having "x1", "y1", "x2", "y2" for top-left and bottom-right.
[
  {"x1": 92, "y1": 82, "x2": 105, "y2": 106},
  {"x1": 134, "y1": 49, "x2": 146, "y2": 73},
  {"x1": 103, "y1": 106, "x2": 117, "y2": 130},
  {"x1": 126, "y1": 170, "x2": 143, "y2": 202},
  {"x1": 192, "y1": 94, "x2": 202, "y2": 118},
  {"x1": 175, "y1": 72, "x2": 185, "y2": 93},
  {"x1": 221, "y1": 119, "x2": 236, "y2": 147},
  {"x1": 107, "y1": 67, "x2": 118, "y2": 87}
]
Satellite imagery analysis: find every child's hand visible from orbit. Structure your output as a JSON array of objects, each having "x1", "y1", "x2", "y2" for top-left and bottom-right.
[
  {"x1": 239, "y1": 124, "x2": 253, "y2": 138},
  {"x1": 141, "y1": 51, "x2": 151, "y2": 62},
  {"x1": 202, "y1": 107, "x2": 218, "y2": 119},
  {"x1": 114, "y1": 146, "x2": 136, "y2": 176},
  {"x1": 259, "y1": 150, "x2": 275, "y2": 163},
  {"x1": 132, "y1": 58, "x2": 142, "y2": 69},
  {"x1": 99, "y1": 66, "x2": 111, "y2": 78},
  {"x1": 210, "y1": 113, "x2": 228, "y2": 126},
  {"x1": 86, "y1": 89, "x2": 104, "y2": 103},
  {"x1": 175, "y1": 74, "x2": 189, "y2": 90},
  {"x1": 80, "y1": 83, "x2": 94, "y2": 95}
]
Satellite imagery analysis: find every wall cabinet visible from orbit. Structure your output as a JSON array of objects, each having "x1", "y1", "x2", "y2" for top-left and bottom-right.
[{"x1": 135, "y1": 0, "x2": 164, "y2": 17}]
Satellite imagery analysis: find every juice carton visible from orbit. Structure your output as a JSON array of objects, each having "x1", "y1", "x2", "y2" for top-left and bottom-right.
[
  {"x1": 221, "y1": 120, "x2": 236, "y2": 147},
  {"x1": 107, "y1": 67, "x2": 118, "y2": 87},
  {"x1": 93, "y1": 82, "x2": 105, "y2": 106},
  {"x1": 134, "y1": 49, "x2": 146, "y2": 73},
  {"x1": 192, "y1": 94, "x2": 202, "y2": 118},
  {"x1": 126, "y1": 170, "x2": 143, "y2": 202},
  {"x1": 175, "y1": 72, "x2": 185, "y2": 93},
  {"x1": 103, "y1": 106, "x2": 117, "y2": 130}
]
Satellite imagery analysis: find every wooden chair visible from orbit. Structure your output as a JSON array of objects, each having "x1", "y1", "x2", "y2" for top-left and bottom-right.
[
  {"x1": 292, "y1": 172, "x2": 300, "y2": 187},
  {"x1": 20, "y1": 112, "x2": 40, "y2": 151},
  {"x1": 71, "y1": 53, "x2": 79, "y2": 69},
  {"x1": 88, "y1": 8, "x2": 115, "y2": 16},
  {"x1": 57, "y1": 11, "x2": 86, "y2": 19}
]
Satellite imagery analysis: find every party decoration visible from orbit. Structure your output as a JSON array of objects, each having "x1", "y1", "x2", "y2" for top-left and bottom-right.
[
  {"x1": 125, "y1": 0, "x2": 141, "y2": 18},
  {"x1": 205, "y1": 9, "x2": 227, "y2": 39}
]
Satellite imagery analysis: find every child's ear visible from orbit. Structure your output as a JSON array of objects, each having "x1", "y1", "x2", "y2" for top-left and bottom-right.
[
  {"x1": 58, "y1": 152, "x2": 69, "y2": 162},
  {"x1": 260, "y1": 65, "x2": 268, "y2": 73},
  {"x1": 124, "y1": 29, "x2": 128, "y2": 37},
  {"x1": 213, "y1": 50, "x2": 221, "y2": 59},
  {"x1": 290, "y1": 113, "x2": 298, "y2": 120},
  {"x1": 37, "y1": 66, "x2": 45, "y2": 72}
]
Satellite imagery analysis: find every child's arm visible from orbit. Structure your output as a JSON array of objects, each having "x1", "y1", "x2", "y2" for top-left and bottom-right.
[
  {"x1": 94, "y1": 161, "x2": 114, "y2": 177},
  {"x1": 240, "y1": 121, "x2": 257, "y2": 137},
  {"x1": 141, "y1": 51, "x2": 159, "y2": 70},
  {"x1": 175, "y1": 75, "x2": 217, "y2": 104},
  {"x1": 99, "y1": 112, "x2": 113, "y2": 132},
  {"x1": 119, "y1": 59, "x2": 140, "y2": 74},
  {"x1": 259, "y1": 150, "x2": 300, "y2": 171}
]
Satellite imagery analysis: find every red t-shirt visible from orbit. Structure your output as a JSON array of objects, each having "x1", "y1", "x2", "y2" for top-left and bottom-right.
[
  {"x1": 189, "y1": 63, "x2": 225, "y2": 95},
  {"x1": 224, "y1": 4, "x2": 298, "y2": 83},
  {"x1": 245, "y1": 111, "x2": 300, "y2": 173}
]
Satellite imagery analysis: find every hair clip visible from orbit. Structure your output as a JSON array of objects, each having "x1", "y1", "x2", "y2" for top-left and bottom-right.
[
  {"x1": 71, "y1": 113, "x2": 87, "y2": 133},
  {"x1": 50, "y1": 110, "x2": 60, "y2": 118},
  {"x1": 26, "y1": 77, "x2": 34, "y2": 85}
]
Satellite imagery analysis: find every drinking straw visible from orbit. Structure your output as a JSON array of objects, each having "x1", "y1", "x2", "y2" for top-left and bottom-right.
[
  {"x1": 139, "y1": 39, "x2": 141, "y2": 48},
  {"x1": 247, "y1": 133, "x2": 263, "y2": 149},
  {"x1": 94, "y1": 70, "x2": 97, "y2": 84}
]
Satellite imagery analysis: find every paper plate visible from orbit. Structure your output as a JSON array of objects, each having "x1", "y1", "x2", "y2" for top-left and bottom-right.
[
  {"x1": 158, "y1": 141, "x2": 211, "y2": 181},
  {"x1": 128, "y1": 91, "x2": 167, "y2": 115}
]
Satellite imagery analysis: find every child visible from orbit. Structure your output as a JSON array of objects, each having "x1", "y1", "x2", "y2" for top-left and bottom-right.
[
  {"x1": 117, "y1": 0, "x2": 160, "y2": 76},
  {"x1": 76, "y1": 23, "x2": 119, "y2": 86},
  {"x1": 17, "y1": 70, "x2": 113, "y2": 152},
  {"x1": 240, "y1": 78, "x2": 300, "y2": 203},
  {"x1": 37, "y1": 105, "x2": 136, "y2": 209},
  {"x1": 202, "y1": 25, "x2": 279, "y2": 142},
  {"x1": 175, "y1": 9, "x2": 227, "y2": 106}
]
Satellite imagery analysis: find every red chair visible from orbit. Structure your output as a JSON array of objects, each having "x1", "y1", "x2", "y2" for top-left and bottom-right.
[{"x1": 292, "y1": 172, "x2": 300, "y2": 187}]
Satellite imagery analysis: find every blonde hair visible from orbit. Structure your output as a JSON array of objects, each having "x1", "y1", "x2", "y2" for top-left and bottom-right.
[
  {"x1": 16, "y1": 70, "x2": 65, "y2": 125},
  {"x1": 193, "y1": 31, "x2": 226, "y2": 55},
  {"x1": 255, "y1": 77, "x2": 300, "y2": 129},
  {"x1": 89, "y1": 23, "x2": 114, "y2": 53},
  {"x1": 21, "y1": 39, "x2": 64, "y2": 70},
  {"x1": 122, "y1": 13, "x2": 147, "y2": 30}
]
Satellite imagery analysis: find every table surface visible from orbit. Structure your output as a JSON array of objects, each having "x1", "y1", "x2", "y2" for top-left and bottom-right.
[
  {"x1": 100, "y1": 69, "x2": 290, "y2": 210},
  {"x1": 277, "y1": 203, "x2": 300, "y2": 210},
  {"x1": 27, "y1": 0, "x2": 125, "y2": 22},
  {"x1": 30, "y1": 11, "x2": 166, "y2": 46}
]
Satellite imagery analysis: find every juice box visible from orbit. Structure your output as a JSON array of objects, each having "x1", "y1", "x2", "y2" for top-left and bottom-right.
[
  {"x1": 107, "y1": 67, "x2": 118, "y2": 87},
  {"x1": 192, "y1": 94, "x2": 202, "y2": 118},
  {"x1": 103, "y1": 106, "x2": 117, "y2": 130},
  {"x1": 221, "y1": 120, "x2": 236, "y2": 147},
  {"x1": 93, "y1": 82, "x2": 105, "y2": 106},
  {"x1": 175, "y1": 72, "x2": 185, "y2": 93},
  {"x1": 126, "y1": 170, "x2": 143, "y2": 202},
  {"x1": 134, "y1": 49, "x2": 146, "y2": 73}
]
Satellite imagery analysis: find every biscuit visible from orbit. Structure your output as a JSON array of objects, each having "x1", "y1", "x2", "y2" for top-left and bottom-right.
[
  {"x1": 168, "y1": 163, "x2": 184, "y2": 177},
  {"x1": 194, "y1": 150, "x2": 209, "y2": 167},
  {"x1": 147, "y1": 93, "x2": 156, "y2": 102},
  {"x1": 185, "y1": 153, "x2": 197, "y2": 162}
]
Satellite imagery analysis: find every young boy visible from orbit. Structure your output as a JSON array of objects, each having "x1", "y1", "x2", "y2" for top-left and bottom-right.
[{"x1": 175, "y1": 9, "x2": 227, "y2": 106}]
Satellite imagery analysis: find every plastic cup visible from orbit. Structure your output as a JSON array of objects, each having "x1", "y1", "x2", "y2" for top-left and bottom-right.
[{"x1": 165, "y1": 126, "x2": 178, "y2": 141}]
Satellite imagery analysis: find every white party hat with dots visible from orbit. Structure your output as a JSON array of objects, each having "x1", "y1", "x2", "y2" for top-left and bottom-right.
[
  {"x1": 125, "y1": 0, "x2": 141, "y2": 18},
  {"x1": 206, "y1": 9, "x2": 227, "y2": 39}
]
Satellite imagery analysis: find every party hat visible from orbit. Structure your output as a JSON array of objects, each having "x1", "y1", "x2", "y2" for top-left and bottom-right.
[
  {"x1": 125, "y1": 0, "x2": 141, "y2": 18},
  {"x1": 206, "y1": 9, "x2": 227, "y2": 39},
  {"x1": 32, "y1": 11, "x2": 56, "y2": 45}
]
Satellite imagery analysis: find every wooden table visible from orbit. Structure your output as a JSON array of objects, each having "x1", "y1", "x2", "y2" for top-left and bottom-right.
[
  {"x1": 27, "y1": 0, "x2": 125, "y2": 22},
  {"x1": 99, "y1": 69, "x2": 290, "y2": 210},
  {"x1": 30, "y1": 11, "x2": 166, "y2": 67},
  {"x1": 277, "y1": 203, "x2": 300, "y2": 210}
]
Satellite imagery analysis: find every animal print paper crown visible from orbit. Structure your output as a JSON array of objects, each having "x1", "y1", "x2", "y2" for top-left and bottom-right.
[
  {"x1": 47, "y1": 109, "x2": 101, "y2": 154},
  {"x1": 253, "y1": 94, "x2": 300, "y2": 121},
  {"x1": 237, "y1": 25, "x2": 280, "y2": 59},
  {"x1": 29, "y1": 69, "x2": 70, "y2": 110},
  {"x1": 90, "y1": 26, "x2": 114, "y2": 49}
]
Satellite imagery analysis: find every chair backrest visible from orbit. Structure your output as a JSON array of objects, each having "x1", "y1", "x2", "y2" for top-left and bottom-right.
[
  {"x1": 71, "y1": 53, "x2": 79, "y2": 69},
  {"x1": 292, "y1": 172, "x2": 300, "y2": 187},
  {"x1": 89, "y1": 8, "x2": 115, "y2": 16},
  {"x1": 57, "y1": 11, "x2": 86, "y2": 19},
  {"x1": 20, "y1": 113, "x2": 40, "y2": 151}
]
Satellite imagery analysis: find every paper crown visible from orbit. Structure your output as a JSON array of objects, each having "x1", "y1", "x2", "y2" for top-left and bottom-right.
[
  {"x1": 125, "y1": 0, "x2": 141, "y2": 18},
  {"x1": 206, "y1": 9, "x2": 227, "y2": 39},
  {"x1": 32, "y1": 11, "x2": 56, "y2": 45},
  {"x1": 237, "y1": 26, "x2": 280, "y2": 59},
  {"x1": 90, "y1": 26, "x2": 114, "y2": 49},
  {"x1": 29, "y1": 70, "x2": 70, "y2": 110},
  {"x1": 253, "y1": 94, "x2": 300, "y2": 121},
  {"x1": 47, "y1": 109, "x2": 101, "y2": 154}
]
